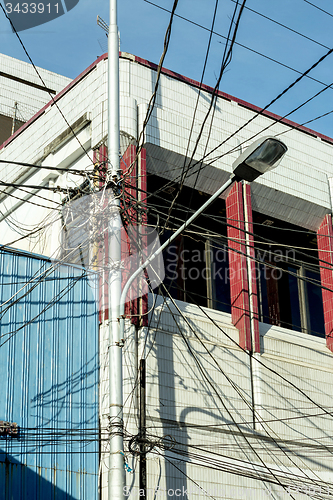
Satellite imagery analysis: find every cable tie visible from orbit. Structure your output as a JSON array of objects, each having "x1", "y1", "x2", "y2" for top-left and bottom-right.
[{"x1": 120, "y1": 451, "x2": 134, "y2": 473}]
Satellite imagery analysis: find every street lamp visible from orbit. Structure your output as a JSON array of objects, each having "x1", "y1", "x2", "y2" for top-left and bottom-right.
[
  {"x1": 232, "y1": 136, "x2": 288, "y2": 182},
  {"x1": 111, "y1": 135, "x2": 287, "y2": 499}
]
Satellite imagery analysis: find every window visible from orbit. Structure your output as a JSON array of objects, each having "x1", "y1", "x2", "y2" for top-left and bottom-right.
[
  {"x1": 254, "y1": 214, "x2": 325, "y2": 337},
  {"x1": 147, "y1": 175, "x2": 326, "y2": 337},
  {"x1": 148, "y1": 175, "x2": 231, "y2": 312}
]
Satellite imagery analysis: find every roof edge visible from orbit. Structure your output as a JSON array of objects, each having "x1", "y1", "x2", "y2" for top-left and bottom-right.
[{"x1": 1, "y1": 51, "x2": 332, "y2": 152}]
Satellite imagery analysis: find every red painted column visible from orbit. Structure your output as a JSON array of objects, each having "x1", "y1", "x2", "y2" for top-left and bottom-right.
[
  {"x1": 226, "y1": 182, "x2": 251, "y2": 350},
  {"x1": 138, "y1": 148, "x2": 148, "y2": 326},
  {"x1": 244, "y1": 183, "x2": 260, "y2": 353},
  {"x1": 226, "y1": 182, "x2": 259, "y2": 352},
  {"x1": 95, "y1": 144, "x2": 148, "y2": 326},
  {"x1": 317, "y1": 214, "x2": 333, "y2": 352},
  {"x1": 93, "y1": 145, "x2": 109, "y2": 323},
  {"x1": 121, "y1": 144, "x2": 139, "y2": 325}
]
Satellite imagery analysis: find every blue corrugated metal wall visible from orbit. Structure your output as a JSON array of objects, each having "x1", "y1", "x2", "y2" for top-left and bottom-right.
[{"x1": 0, "y1": 249, "x2": 99, "y2": 500}]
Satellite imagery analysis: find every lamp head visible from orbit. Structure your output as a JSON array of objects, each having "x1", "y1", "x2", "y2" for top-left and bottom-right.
[{"x1": 232, "y1": 136, "x2": 288, "y2": 182}]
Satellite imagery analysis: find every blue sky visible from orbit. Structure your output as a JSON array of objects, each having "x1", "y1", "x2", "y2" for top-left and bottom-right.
[{"x1": 1, "y1": 0, "x2": 333, "y2": 138}]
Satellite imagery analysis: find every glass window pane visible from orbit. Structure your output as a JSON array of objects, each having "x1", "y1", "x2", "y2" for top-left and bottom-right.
[
  {"x1": 212, "y1": 244, "x2": 231, "y2": 313},
  {"x1": 306, "y1": 270, "x2": 325, "y2": 337},
  {"x1": 183, "y1": 236, "x2": 207, "y2": 307},
  {"x1": 288, "y1": 266, "x2": 301, "y2": 332},
  {"x1": 161, "y1": 232, "x2": 185, "y2": 301}
]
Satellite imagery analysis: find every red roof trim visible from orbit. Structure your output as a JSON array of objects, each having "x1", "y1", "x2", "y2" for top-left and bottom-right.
[
  {"x1": 134, "y1": 55, "x2": 333, "y2": 145},
  {"x1": 1, "y1": 52, "x2": 332, "y2": 151}
]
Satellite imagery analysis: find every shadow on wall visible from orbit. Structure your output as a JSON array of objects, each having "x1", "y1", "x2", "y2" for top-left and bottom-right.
[
  {"x1": 0, "y1": 354, "x2": 99, "y2": 500},
  {"x1": 155, "y1": 319, "x2": 189, "y2": 497},
  {"x1": 0, "y1": 251, "x2": 99, "y2": 500},
  {"x1": 30, "y1": 353, "x2": 99, "y2": 427},
  {"x1": 0, "y1": 453, "x2": 76, "y2": 500},
  {"x1": 151, "y1": 308, "x2": 252, "y2": 497}
]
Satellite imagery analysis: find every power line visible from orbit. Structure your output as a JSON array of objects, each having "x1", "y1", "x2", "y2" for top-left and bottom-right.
[
  {"x1": 0, "y1": 4, "x2": 94, "y2": 167},
  {"x1": 189, "y1": 45, "x2": 333, "y2": 176},
  {"x1": 303, "y1": 0, "x2": 333, "y2": 19},
  {"x1": 232, "y1": 0, "x2": 330, "y2": 51},
  {"x1": 0, "y1": 271, "x2": 86, "y2": 348},
  {"x1": 145, "y1": 192, "x2": 332, "y2": 273},
  {"x1": 0, "y1": 159, "x2": 91, "y2": 176},
  {"x1": 180, "y1": 0, "x2": 220, "y2": 186},
  {"x1": 122, "y1": 0, "x2": 179, "y2": 180},
  {"x1": 163, "y1": 0, "x2": 247, "y2": 231},
  {"x1": 0, "y1": 180, "x2": 82, "y2": 194},
  {"x1": 149, "y1": 282, "x2": 333, "y2": 485},
  {"x1": 144, "y1": 0, "x2": 333, "y2": 91},
  {"x1": 185, "y1": 0, "x2": 245, "y2": 211},
  {"x1": 181, "y1": 285, "x2": 333, "y2": 421},
  {"x1": 157, "y1": 284, "x2": 300, "y2": 498}
]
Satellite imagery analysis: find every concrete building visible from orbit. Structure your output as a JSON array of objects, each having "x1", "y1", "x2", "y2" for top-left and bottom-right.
[
  {"x1": 1, "y1": 52, "x2": 333, "y2": 499},
  {"x1": 0, "y1": 53, "x2": 71, "y2": 144}
]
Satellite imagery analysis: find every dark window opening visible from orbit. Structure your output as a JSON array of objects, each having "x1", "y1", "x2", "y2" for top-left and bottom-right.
[
  {"x1": 147, "y1": 175, "x2": 325, "y2": 337},
  {"x1": 254, "y1": 212, "x2": 325, "y2": 338},
  {"x1": 148, "y1": 175, "x2": 231, "y2": 312}
]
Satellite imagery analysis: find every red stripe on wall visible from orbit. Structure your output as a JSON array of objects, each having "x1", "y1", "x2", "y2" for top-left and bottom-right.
[
  {"x1": 317, "y1": 214, "x2": 333, "y2": 352},
  {"x1": 244, "y1": 183, "x2": 260, "y2": 353},
  {"x1": 139, "y1": 148, "x2": 148, "y2": 327},
  {"x1": 121, "y1": 144, "x2": 139, "y2": 325},
  {"x1": 226, "y1": 182, "x2": 251, "y2": 351}
]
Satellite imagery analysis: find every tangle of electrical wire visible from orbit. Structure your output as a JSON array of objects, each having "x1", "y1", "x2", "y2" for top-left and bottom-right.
[
  {"x1": 153, "y1": 281, "x2": 331, "y2": 492},
  {"x1": 163, "y1": 0, "x2": 247, "y2": 233}
]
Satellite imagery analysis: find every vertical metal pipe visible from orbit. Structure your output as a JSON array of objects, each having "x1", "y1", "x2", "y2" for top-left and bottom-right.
[
  {"x1": 139, "y1": 359, "x2": 147, "y2": 498},
  {"x1": 108, "y1": 0, "x2": 120, "y2": 178},
  {"x1": 108, "y1": 0, "x2": 124, "y2": 499},
  {"x1": 243, "y1": 181, "x2": 263, "y2": 431},
  {"x1": 108, "y1": 207, "x2": 125, "y2": 500},
  {"x1": 11, "y1": 102, "x2": 18, "y2": 136}
]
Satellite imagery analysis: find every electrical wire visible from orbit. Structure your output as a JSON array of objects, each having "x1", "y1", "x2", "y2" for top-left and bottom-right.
[
  {"x1": 0, "y1": 180, "x2": 80, "y2": 194},
  {"x1": 179, "y1": 0, "x2": 220, "y2": 182},
  {"x1": 303, "y1": 0, "x2": 333, "y2": 19},
  {"x1": 144, "y1": 0, "x2": 333, "y2": 92},
  {"x1": 189, "y1": 60, "x2": 333, "y2": 178},
  {"x1": 122, "y1": 0, "x2": 179, "y2": 180},
  {"x1": 0, "y1": 272, "x2": 86, "y2": 348},
  {"x1": 154, "y1": 281, "x2": 329, "y2": 490},
  {"x1": 163, "y1": 0, "x2": 247, "y2": 232},
  {"x1": 232, "y1": 0, "x2": 330, "y2": 51},
  {"x1": 0, "y1": 3, "x2": 94, "y2": 167},
  {"x1": 154, "y1": 285, "x2": 299, "y2": 497},
  {"x1": 142, "y1": 178, "x2": 333, "y2": 273},
  {"x1": 0, "y1": 159, "x2": 90, "y2": 177}
]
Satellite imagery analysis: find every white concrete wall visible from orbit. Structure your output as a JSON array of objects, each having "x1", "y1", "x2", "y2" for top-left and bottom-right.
[
  {"x1": 1, "y1": 52, "x2": 331, "y2": 206},
  {"x1": 124, "y1": 58, "x2": 332, "y2": 212},
  {"x1": 135, "y1": 295, "x2": 333, "y2": 499},
  {"x1": 0, "y1": 53, "x2": 72, "y2": 123}
]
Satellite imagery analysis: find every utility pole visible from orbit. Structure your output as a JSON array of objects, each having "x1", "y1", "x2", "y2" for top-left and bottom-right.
[{"x1": 108, "y1": 0, "x2": 125, "y2": 499}]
